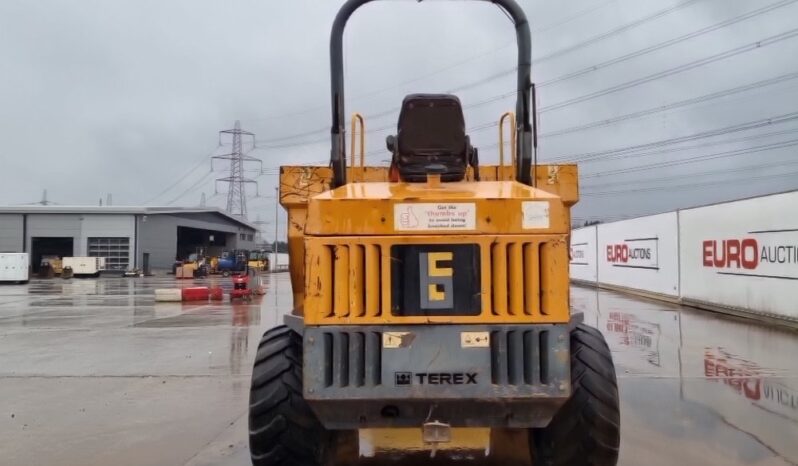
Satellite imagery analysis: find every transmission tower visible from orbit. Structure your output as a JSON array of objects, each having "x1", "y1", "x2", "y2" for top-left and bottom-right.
[
  {"x1": 252, "y1": 215, "x2": 270, "y2": 245},
  {"x1": 39, "y1": 189, "x2": 56, "y2": 205},
  {"x1": 212, "y1": 121, "x2": 261, "y2": 217}
]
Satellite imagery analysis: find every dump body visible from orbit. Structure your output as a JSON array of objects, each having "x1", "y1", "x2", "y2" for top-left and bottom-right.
[
  {"x1": 280, "y1": 164, "x2": 577, "y2": 317},
  {"x1": 280, "y1": 164, "x2": 579, "y2": 428}
]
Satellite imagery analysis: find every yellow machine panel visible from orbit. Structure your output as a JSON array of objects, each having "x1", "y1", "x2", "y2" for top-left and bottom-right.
[
  {"x1": 303, "y1": 234, "x2": 570, "y2": 325},
  {"x1": 279, "y1": 164, "x2": 577, "y2": 324}
]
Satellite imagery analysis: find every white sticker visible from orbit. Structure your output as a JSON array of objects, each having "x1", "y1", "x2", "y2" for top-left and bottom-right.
[
  {"x1": 522, "y1": 201, "x2": 550, "y2": 229},
  {"x1": 394, "y1": 203, "x2": 476, "y2": 231},
  {"x1": 460, "y1": 332, "x2": 490, "y2": 348}
]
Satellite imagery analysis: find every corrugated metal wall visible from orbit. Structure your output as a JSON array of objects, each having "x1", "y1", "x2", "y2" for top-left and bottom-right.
[
  {"x1": 138, "y1": 213, "x2": 256, "y2": 269},
  {"x1": 0, "y1": 214, "x2": 23, "y2": 253}
]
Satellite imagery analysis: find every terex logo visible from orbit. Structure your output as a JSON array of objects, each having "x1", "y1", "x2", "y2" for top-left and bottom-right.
[{"x1": 394, "y1": 372, "x2": 477, "y2": 386}]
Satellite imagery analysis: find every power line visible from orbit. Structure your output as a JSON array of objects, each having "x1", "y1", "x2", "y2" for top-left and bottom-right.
[
  {"x1": 548, "y1": 111, "x2": 798, "y2": 163},
  {"x1": 256, "y1": 21, "x2": 798, "y2": 149},
  {"x1": 245, "y1": 0, "x2": 630, "y2": 124},
  {"x1": 538, "y1": 0, "x2": 798, "y2": 88},
  {"x1": 535, "y1": 0, "x2": 704, "y2": 63},
  {"x1": 579, "y1": 126, "x2": 798, "y2": 165},
  {"x1": 540, "y1": 27, "x2": 798, "y2": 113},
  {"x1": 581, "y1": 138, "x2": 798, "y2": 179},
  {"x1": 422, "y1": 82, "x2": 798, "y2": 159},
  {"x1": 165, "y1": 170, "x2": 216, "y2": 205},
  {"x1": 256, "y1": 73, "x2": 798, "y2": 172},
  {"x1": 533, "y1": 0, "x2": 620, "y2": 35},
  {"x1": 582, "y1": 155, "x2": 798, "y2": 190},
  {"x1": 143, "y1": 147, "x2": 219, "y2": 205},
  {"x1": 540, "y1": 71, "x2": 798, "y2": 138},
  {"x1": 253, "y1": 0, "x2": 708, "y2": 143},
  {"x1": 582, "y1": 168, "x2": 798, "y2": 197}
]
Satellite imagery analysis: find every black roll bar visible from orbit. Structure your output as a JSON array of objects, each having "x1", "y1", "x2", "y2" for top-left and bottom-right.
[{"x1": 329, "y1": 0, "x2": 535, "y2": 187}]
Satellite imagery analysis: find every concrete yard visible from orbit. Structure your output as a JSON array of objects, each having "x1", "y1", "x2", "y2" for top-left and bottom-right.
[{"x1": 1, "y1": 274, "x2": 796, "y2": 465}]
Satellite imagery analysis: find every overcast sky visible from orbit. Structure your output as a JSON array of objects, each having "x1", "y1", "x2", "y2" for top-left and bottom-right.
[{"x1": 1, "y1": 0, "x2": 797, "y2": 235}]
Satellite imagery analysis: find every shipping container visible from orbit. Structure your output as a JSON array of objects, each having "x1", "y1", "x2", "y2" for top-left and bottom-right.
[
  {"x1": 0, "y1": 253, "x2": 29, "y2": 283},
  {"x1": 62, "y1": 256, "x2": 106, "y2": 277}
]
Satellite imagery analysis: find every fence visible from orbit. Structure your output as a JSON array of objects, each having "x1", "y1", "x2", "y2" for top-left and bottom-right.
[{"x1": 571, "y1": 190, "x2": 798, "y2": 326}]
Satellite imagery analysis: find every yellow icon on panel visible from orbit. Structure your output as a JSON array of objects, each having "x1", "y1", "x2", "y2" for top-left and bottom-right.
[{"x1": 426, "y1": 252, "x2": 453, "y2": 301}]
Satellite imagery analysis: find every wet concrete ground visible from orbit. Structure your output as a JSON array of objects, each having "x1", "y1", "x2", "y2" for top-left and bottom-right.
[{"x1": 0, "y1": 274, "x2": 796, "y2": 466}]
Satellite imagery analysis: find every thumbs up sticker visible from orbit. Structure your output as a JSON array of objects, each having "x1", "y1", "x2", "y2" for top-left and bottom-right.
[
  {"x1": 399, "y1": 205, "x2": 419, "y2": 229},
  {"x1": 394, "y1": 203, "x2": 476, "y2": 231}
]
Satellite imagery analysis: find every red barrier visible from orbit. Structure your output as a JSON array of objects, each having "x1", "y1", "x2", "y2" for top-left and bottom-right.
[
  {"x1": 209, "y1": 287, "x2": 224, "y2": 301},
  {"x1": 181, "y1": 287, "x2": 210, "y2": 302}
]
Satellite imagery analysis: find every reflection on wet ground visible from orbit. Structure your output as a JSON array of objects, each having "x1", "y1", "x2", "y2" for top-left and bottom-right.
[
  {"x1": 574, "y1": 289, "x2": 798, "y2": 466},
  {"x1": 0, "y1": 277, "x2": 795, "y2": 465}
]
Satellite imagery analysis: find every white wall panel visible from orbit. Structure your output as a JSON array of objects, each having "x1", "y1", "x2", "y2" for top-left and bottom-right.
[
  {"x1": 679, "y1": 191, "x2": 798, "y2": 320},
  {"x1": 597, "y1": 212, "x2": 679, "y2": 297},
  {"x1": 569, "y1": 226, "x2": 597, "y2": 282}
]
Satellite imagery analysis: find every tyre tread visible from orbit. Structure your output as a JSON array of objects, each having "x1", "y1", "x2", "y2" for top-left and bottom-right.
[
  {"x1": 249, "y1": 326, "x2": 327, "y2": 466},
  {"x1": 532, "y1": 323, "x2": 621, "y2": 466}
]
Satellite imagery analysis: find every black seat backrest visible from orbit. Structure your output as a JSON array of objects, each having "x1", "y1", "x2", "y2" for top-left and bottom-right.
[{"x1": 395, "y1": 94, "x2": 469, "y2": 182}]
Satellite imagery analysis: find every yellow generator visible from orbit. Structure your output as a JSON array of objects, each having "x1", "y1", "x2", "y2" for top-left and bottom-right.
[
  {"x1": 247, "y1": 250, "x2": 270, "y2": 272},
  {"x1": 248, "y1": 1, "x2": 620, "y2": 465}
]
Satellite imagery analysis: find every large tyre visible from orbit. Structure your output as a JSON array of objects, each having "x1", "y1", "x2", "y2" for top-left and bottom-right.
[
  {"x1": 249, "y1": 326, "x2": 329, "y2": 466},
  {"x1": 532, "y1": 323, "x2": 620, "y2": 466}
]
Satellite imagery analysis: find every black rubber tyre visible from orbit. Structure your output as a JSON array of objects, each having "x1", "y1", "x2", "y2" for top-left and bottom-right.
[
  {"x1": 532, "y1": 323, "x2": 620, "y2": 466},
  {"x1": 249, "y1": 326, "x2": 329, "y2": 466}
]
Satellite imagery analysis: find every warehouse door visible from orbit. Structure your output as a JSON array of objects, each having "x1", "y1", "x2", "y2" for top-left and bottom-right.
[
  {"x1": 87, "y1": 237, "x2": 130, "y2": 271},
  {"x1": 31, "y1": 237, "x2": 74, "y2": 273}
]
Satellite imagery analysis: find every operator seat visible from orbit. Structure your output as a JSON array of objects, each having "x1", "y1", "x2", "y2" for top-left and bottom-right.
[{"x1": 387, "y1": 94, "x2": 477, "y2": 182}]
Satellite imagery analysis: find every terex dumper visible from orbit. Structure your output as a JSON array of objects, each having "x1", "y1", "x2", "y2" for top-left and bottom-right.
[{"x1": 248, "y1": 1, "x2": 621, "y2": 464}]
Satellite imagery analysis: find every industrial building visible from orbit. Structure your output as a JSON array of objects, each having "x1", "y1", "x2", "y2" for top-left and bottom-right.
[{"x1": 0, "y1": 206, "x2": 257, "y2": 271}]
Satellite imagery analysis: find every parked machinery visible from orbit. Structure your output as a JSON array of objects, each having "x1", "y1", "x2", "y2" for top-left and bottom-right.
[
  {"x1": 230, "y1": 274, "x2": 253, "y2": 301},
  {"x1": 247, "y1": 250, "x2": 270, "y2": 272},
  {"x1": 246, "y1": 1, "x2": 620, "y2": 465},
  {"x1": 214, "y1": 250, "x2": 249, "y2": 277},
  {"x1": 40, "y1": 255, "x2": 63, "y2": 276},
  {"x1": 61, "y1": 257, "x2": 105, "y2": 278}
]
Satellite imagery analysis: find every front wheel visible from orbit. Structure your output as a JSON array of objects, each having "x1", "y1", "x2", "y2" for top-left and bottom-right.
[
  {"x1": 249, "y1": 326, "x2": 329, "y2": 466},
  {"x1": 531, "y1": 323, "x2": 620, "y2": 466}
]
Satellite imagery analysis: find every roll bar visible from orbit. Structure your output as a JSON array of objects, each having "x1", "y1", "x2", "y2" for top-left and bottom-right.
[{"x1": 329, "y1": 0, "x2": 536, "y2": 187}]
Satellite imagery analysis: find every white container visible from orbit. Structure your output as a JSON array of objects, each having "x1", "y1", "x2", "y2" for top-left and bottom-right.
[
  {"x1": 154, "y1": 288, "x2": 182, "y2": 302},
  {"x1": 62, "y1": 256, "x2": 106, "y2": 276},
  {"x1": 0, "y1": 253, "x2": 29, "y2": 283}
]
